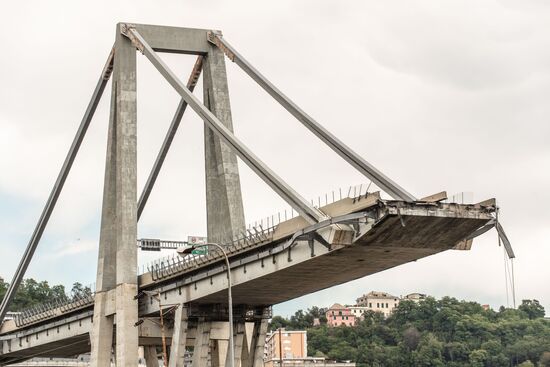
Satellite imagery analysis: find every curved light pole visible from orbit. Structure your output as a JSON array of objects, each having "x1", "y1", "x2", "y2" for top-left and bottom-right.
[{"x1": 177, "y1": 243, "x2": 235, "y2": 367}]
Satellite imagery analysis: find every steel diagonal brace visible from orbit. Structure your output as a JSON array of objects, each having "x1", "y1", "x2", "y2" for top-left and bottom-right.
[
  {"x1": 207, "y1": 32, "x2": 416, "y2": 202},
  {"x1": 0, "y1": 47, "x2": 115, "y2": 322},
  {"x1": 122, "y1": 26, "x2": 325, "y2": 224},
  {"x1": 137, "y1": 55, "x2": 204, "y2": 220}
]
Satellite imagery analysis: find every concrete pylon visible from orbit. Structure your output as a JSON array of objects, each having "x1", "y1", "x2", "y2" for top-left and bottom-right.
[
  {"x1": 90, "y1": 23, "x2": 139, "y2": 367},
  {"x1": 203, "y1": 40, "x2": 246, "y2": 244},
  {"x1": 89, "y1": 60, "x2": 118, "y2": 367}
]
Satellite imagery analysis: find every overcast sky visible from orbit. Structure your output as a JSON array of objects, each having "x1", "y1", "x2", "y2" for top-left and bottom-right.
[{"x1": 0, "y1": 0, "x2": 549, "y2": 317}]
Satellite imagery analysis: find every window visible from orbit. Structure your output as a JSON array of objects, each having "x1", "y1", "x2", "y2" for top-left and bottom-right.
[
  {"x1": 339, "y1": 311, "x2": 342, "y2": 316},
  {"x1": 386, "y1": 303, "x2": 389, "y2": 308},
  {"x1": 377, "y1": 303, "x2": 379, "y2": 308},
  {"x1": 333, "y1": 316, "x2": 336, "y2": 320},
  {"x1": 369, "y1": 303, "x2": 372, "y2": 308}
]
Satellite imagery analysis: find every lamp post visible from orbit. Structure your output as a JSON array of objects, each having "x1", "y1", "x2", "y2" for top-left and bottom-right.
[{"x1": 177, "y1": 243, "x2": 235, "y2": 367}]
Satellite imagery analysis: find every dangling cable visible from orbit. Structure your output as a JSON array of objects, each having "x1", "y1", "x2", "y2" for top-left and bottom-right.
[
  {"x1": 503, "y1": 246, "x2": 510, "y2": 308},
  {"x1": 497, "y1": 204, "x2": 510, "y2": 308},
  {"x1": 511, "y1": 258, "x2": 517, "y2": 308}
]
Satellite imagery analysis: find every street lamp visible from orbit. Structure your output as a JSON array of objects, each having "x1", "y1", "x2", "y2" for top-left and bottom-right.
[{"x1": 177, "y1": 243, "x2": 235, "y2": 367}]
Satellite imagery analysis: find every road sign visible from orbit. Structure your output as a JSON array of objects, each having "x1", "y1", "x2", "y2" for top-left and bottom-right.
[
  {"x1": 140, "y1": 239, "x2": 161, "y2": 251},
  {"x1": 188, "y1": 236, "x2": 208, "y2": 255}
]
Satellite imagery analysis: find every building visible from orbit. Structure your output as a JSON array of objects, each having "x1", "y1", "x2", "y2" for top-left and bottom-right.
[
  {"x1": 264, "y1": 329, "x2": 355, "y2": 367},
  {"x1": 325, "y1": 304, "x2": 356, "y2": 327},
  {"x1": 355, "y1": 291, "x2": 400, "y2": 317},
  {"x1": 265, "y1": 329, "x2": 308, "y2": 362},
  {"x1": 348, "y1": 306, "x2": 370, "y2": 319},
  {"x1": 403, "y1": 293, "x2": 427, "y2": 303}
]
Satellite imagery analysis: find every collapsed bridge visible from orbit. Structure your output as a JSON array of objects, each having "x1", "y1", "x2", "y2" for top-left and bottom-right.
[{"x1": 0, "y1": 23, "x2": 513, "y2": 367}]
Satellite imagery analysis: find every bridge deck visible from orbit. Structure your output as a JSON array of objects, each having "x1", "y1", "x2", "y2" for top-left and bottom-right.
[
  {"x1": 0, "y1": 197, "x2": 494, "y2": 364},
  {"x1": 194, "y1": 201, "x2": 489, "y2": 305}
]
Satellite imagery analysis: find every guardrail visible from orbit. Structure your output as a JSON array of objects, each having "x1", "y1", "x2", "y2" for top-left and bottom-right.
[{"x1": 7, "y1": 183, "x2": 377, "y2": 328}]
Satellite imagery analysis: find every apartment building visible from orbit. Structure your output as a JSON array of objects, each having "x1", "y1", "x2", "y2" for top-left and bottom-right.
[
  {"x1": 265, "y1": 329, "x2": 308, "y2": 362},
  {"x1": 355, "y1": 291, "x2": 400, "y2": 318},
  {"x1": 403, "y1": 293, "x2": 427, "y2": 303},
  {"x1": 325, "y1": 303, "x2": 356, "y2": 327}
]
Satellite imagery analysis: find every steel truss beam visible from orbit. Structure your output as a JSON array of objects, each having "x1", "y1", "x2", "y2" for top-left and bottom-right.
[
  {"x1": 0, "y1": 48, "x2": 115, "y2": 322},
  {"x1": 206, "y1": 32, "x2": 416, "y2": 202},
  {"x1": 122, "y1": 26, "x2": 325, "y2": 224},
  {"x1": 137, "y1": 56, "x2": 204, "y2": 220}
]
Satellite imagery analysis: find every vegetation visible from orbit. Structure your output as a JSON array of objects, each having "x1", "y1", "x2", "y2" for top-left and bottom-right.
[
  {"x1": 0, "y1": 277, "x2": 92, "y2": 311},
  {"x1": 270, "y1": 297, "x2": 550, "y2": 367}
]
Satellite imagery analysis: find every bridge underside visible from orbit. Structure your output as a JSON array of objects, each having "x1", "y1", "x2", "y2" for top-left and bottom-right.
[
  {"x1": 195, "y1": 203, "x2": 487, "y2": 305},
  {"x1": 0, "y1": 200, "x2": 494, "y2": 365}
]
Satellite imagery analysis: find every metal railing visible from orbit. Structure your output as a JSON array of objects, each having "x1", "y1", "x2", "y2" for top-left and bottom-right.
[
  {"x1": 12, "y1": 284, "x2": 95, "y2": 327},
  {"x1": 8, "y1": 183, "x2": 379, "y2": 327}
]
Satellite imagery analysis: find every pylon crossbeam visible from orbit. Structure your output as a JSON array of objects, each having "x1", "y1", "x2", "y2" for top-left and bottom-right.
[{"x1": 123, "y1": 26, "x2": 326, "y2": 225}]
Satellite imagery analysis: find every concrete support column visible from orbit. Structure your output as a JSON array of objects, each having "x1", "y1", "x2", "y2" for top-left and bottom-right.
[
  {"x1": 169, "y1": 305, "x2": 189, "y2": 367},
  {"x1": 213, "y1": 340, "x2": 228, "y2": 367},
  {"x1": 223, "y1": 322, "x2": 249, "y2": 367},
  {"x1": 91, "y1": 23, "x2": 138, "y2": 367},
  {"x1": 144, "y1": 346, "x2": 160, "y2": 367},
  {"x1": 193, "y1": 319, "x2": 212, "y2": 367},
  {"x1": 113, "y1": 23, "x2": 139, "y2": 367},
  {"x1": 203, "y1": 41, "x2": 246, "y2": 244},
  {"x1": 90, "y1": 56, "x2": 119, "y2": 367},
  {"x1": 248, "y1": 318, "x2": 268, "y2": 367}
]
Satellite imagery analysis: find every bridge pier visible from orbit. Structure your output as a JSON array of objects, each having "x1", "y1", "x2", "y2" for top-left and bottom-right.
[
  {"x1": 213, "y1": 339, "x2": 229, "y2": 367},
  {"x1": 90, "y1": 23, "x2": 139, "y2": 367},
  {"x1": 192, "y1": 318, "x2": 212, "y2": 367},
  {"x1": 169, "y1": 305, "x2": 189, "y2": 367},
  {"x1": 225, "y1": 322, "x2": 247, "y2": 367},
  {"x1": 144, "y1": 346, "x2": 160, "y2": 367},
  {"x1": 249, "y1": 317, "x2": 269, "y2": 367}
]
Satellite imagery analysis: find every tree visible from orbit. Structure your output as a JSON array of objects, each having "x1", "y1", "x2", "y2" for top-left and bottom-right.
[
  {"x1": 268, "y1": 295, "x2": 550, "y2": 367},
  {"x1": 469, "y1": 349, "x2": 488, "y2": 367},
  {"x1": 70, "y1": 282, "x2": 92, "y2": 300},
  {"x1": 0, "y1": 278, "x2": 7, "y2": 303},
  {"x1": 402, "y1": 326, "x2": 421, "y2": 351},
  {"x1": 412, "y1": 333, "x2": 444, "y2": 367},
  {"x1": 269, "y1": 316, "x2": 289, "y2": 331},
  {"x1": 518, "y1": 299, "x2": 545, "y2": 320}
]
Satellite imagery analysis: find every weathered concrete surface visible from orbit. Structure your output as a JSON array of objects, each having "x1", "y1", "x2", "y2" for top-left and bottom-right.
[
  {"x1": 90, "y1": 23, "x2": 139, "y2": 367},
  {"x1": 89, "y1": 64, "x2": 117, "y2": 367},
  {"x1": 144, "y1": 346, "x2": 160, "y2": 367},
  {"x1": 203, "y1": 40, "x2": 246, "y2": 244},
  {"x1": 194, "y1": 202, "x2": 490, "y2": 306},
  {"x1": 168, "y1": 305, "x2": 188, "y2": 367}
]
